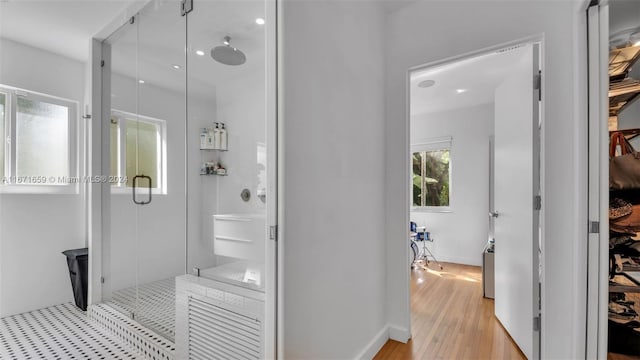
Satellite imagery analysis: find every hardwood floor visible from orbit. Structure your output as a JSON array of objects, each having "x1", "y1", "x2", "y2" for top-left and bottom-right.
[
  {"x1": 374, "y1": 262, "x2": 525, "y2": 360},
  {"x1": 608, "y1": 353, "x2": 640, "y2": 360}
]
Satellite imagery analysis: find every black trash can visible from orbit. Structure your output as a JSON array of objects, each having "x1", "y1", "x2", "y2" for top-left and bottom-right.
[{"x1": 62, "y1": 248, "x2": 88, "y2": 311}]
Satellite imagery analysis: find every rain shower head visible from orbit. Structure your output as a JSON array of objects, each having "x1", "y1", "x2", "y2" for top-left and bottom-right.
[{"x1": 211, "y1": 36, "x2": 246, "y2": 66}]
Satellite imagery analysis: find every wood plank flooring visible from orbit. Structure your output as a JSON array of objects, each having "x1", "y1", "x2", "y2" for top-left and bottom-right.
[{"x1": 374, "y1": 263, "x2": 525, "y2": 360}]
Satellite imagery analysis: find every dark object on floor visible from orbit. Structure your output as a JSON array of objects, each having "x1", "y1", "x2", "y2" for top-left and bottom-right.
[{"x1": 62, "y1": 247, "x2": 88, "y2": 311}]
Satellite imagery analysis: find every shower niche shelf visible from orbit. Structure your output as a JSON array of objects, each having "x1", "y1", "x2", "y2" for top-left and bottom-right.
[
  {"x1": 199, "y1": 148, "x2": 228, "y2": 151},
  {"x1": 200, "y1": 173, "x2": 228, "y2": 176}
]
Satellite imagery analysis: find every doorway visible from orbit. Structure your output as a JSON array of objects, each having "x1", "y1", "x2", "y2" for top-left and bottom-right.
[
  {"x1": 404, "y1": 41, "x2": 543, "y2": 359},
  {"x1": 586, "y1": 1, "x2": 640, "y2": 358}
]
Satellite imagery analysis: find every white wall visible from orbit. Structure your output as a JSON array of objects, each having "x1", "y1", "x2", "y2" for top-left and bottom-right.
[
  {"x1": 188, "y1": 89, "x2": 219, "y2": 273},
  {"x1": 410, "y1": 103, "x2": 493, "y2": 266},
  {"x1": 384, "y1": 1, "x2": 586, "y2": 358},
  {"x1": 186, "y1": 70, "x2": 267, "y2": 272},
  {"x1": 280, "y1": 1, "x2": 387, "y2": 358},
  {"x1": 205, "y1": 72, "x2": 267, "y2": 266},
  {"x1": 0, "y1": 38, "x2": 85, "y2": 316},
  {"x1": 214, "y1": 72, "x2": 266, "y2": 216}
]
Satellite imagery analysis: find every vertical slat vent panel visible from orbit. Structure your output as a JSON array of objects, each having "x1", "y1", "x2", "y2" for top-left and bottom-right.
[{"x1": 188, "y1": 297, "x2": 261, "y2": 360}]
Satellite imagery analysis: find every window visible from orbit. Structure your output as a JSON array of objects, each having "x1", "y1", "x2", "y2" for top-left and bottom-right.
[
  {"x1": 412, "y1": 137, "x2": 451, "y2": 209},
  {"x1": 0, "y1": 85, "x2": 77, "y2": 193},
  {"x1": 110, "y1": 110, "x2": 166, "y2": 194}
]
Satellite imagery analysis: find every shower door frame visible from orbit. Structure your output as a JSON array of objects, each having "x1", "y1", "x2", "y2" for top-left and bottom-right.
[{"x1": 87, "y1": 0, "x2": 280, "y2": 358}]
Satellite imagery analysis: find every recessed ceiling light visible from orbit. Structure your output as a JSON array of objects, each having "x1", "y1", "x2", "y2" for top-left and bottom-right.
[
  {"x1": 138, "y1": 79, "x2": 145, "y2": 84},
  {"x1": 256, "y1": 18, "x2": 265, "y2": 25},
  {"x1": 418, "y1": 79, "x2": 436, "y2": 88},
  {"x1": 456, "y1": 89, "x2": 468, "y2": 94},
  {"x1": 196, "y1": 50, "x2": 205, "y2": 56},
  {"x1": 172, "y1": 64, "x2": 181, "y2": 70}
]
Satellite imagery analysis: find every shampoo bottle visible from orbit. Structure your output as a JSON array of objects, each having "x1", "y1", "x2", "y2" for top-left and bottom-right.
[
  {"x1": 200, "y1": 128, "x2": 207, "y2": 149},
  {"x1": 219, "y1": 123, "x2": 227, "y2": 150},
  {"x1": 207, "y1": 126, "x2": 215, "y2": 149},
  {"x1": 213, "y1": 123, "x2": 221, "y2": 150}
]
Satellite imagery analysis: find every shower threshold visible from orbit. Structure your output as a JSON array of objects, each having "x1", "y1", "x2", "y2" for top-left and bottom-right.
[
  {"x1": 107, "y1": 278, "x2": 176, "y2": 342},
  {"x1": 88, "y1": 278, "x2": 177, "y2": 360}
]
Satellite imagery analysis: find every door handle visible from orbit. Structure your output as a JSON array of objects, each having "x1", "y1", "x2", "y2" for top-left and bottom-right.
[
  {"x1": 132, "y1": 175, "x2": 152, "y2": 205},
  {"x1": 489, "y1": 211, "x2": 499, "y2": 218}
]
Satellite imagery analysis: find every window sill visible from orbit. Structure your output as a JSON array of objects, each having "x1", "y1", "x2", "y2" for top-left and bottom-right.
[
  {"x1": 411, "y1": 206, "x2": 452, "y2": 213},
  {"x1": 110, "y1": 187, "x2": 167, "y2": 196},
  {"x1": 0, "y1": 185, "x2": 79, "y2": 195}
]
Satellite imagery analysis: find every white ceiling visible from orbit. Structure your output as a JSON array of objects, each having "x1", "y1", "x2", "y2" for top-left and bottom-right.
[
  {"x1": 0, "y1": 0, "x2": 136, "y2": 62},
  {"x1": 0, "y1": 0, "x2": 267, "y2": 98},
  {"x1": 108, "y1": 0, "x2": 266, "y2": 99},
  {"x1": 410, "y1": 45, "x2": 530, "y2": 116}
]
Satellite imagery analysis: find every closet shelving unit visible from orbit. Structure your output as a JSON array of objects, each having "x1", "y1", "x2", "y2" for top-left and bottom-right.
[
  {"x1": 609, "y1": 45, "x2": 640, "y2": 131},
  {"x1": 608, "y1": 44, "x2": 640, "y2": 357},
  {"x1": 610, "y1": 274, "x2": 640, "y2": 293}
]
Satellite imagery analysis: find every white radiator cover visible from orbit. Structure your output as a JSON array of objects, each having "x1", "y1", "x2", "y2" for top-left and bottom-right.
[
  {"x1": 175, "y1": 274, "x2": 265, "y2": 360},
  {"x1": 188, "y1": 297, "x2": 262, "y2": 359}
]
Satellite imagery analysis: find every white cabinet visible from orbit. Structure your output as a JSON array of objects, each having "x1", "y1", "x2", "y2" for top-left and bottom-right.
[{"x1": 212, "y1": 214, "x2": 265, "y2": 261}]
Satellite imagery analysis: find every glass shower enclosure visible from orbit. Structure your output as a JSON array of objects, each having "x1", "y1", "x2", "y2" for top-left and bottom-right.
[{"x1": 95, "y1": 0, "x2": 276, "y2": 357}]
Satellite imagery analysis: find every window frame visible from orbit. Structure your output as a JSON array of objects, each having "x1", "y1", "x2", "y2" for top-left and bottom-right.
[
  {"x1": 110, "y1": 109, "x2": 167, "y2": 195},
  {"x1": 0, "y1": 84, "x2": 78, "y2": 195},
  {"x1": 410, "y1": 136, "x2": 452, "y2": 212}
]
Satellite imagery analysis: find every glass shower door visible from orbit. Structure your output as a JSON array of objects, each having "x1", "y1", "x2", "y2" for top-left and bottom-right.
[
  {"x1": 134, "y1": 2, "x2": 186, "y2": 342},
  {"x1": 104, "y1": 1, "x2": 187, "y2": 343},
  {"x1": 186, "y1": 0, "x2": 268, "y2": 291},
  {"x1": 182, "y1": 1, "x2": 276, "y2": 357},
  {"x1": 104, "y1": 13, "x2": 142, "y2": 327}
]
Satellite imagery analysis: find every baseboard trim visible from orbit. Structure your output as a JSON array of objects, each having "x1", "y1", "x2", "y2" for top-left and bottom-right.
[
  {"x1": 351, "y1": 323, "x2": 413, "y2": 360},
  {"x1": 355, "y1": 325, "x2": 389, "y2": 360},
  {"x1": 426, "y1": 255, "x2": 481, "y2": 267},
  {"x1": 388, "y1": 324, "x2": 411, "y2": 343}
]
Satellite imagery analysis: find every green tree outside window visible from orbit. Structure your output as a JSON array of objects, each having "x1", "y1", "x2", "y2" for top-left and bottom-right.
[{"x1": 412, "y1": 149, "x2": 450, "y2": 207}]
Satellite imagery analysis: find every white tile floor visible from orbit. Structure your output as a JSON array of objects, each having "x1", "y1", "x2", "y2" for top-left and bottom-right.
[{"x1": 0, "y1": 303, "x2": 142, "y2": 360}]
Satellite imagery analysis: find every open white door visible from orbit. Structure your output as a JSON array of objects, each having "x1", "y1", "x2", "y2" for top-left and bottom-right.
[
  {"x1": 493, "y1": 43, "x2": 541, "y2": 360},
  {"x1": 586, "y1": 3, "x2": 609, "y2": 359}
]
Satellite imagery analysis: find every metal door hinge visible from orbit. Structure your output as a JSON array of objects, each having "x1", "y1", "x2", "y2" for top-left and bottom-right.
[
  {"x1": 100, "y1": 60, "x2": 105, "y2": 68},
  {"x1": 101, "y1": 276, "x2": 105, "y2": 284},
  {"x1": 589, "y1": 221, "x2": 600, "y2": 234},
  {"x1": 270, "y1": 225, "x2": 278, "y2": 241},
  {"x1": 181, "y1": 0, "x2": 193, "y2": 16},
  {"x1": 534, "y1": 195, "x2": 542, "y2": 210},
  {"x1": 533, "y1": 316, "x2": 541, "y2": 331},
  {"x1": 535, "y1": 71, "x2": 542, "y2": 101}
]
